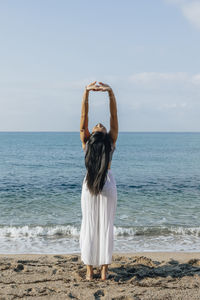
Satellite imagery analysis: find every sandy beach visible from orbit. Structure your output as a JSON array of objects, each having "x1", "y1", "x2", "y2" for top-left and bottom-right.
[{"x1": 0, "y1": 252, "x2": 200, "y2": 300}]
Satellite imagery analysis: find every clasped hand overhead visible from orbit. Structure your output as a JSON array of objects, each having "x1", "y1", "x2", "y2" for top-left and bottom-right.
[{"x1": 85, "y1": 81, "x2": 112, "y2": 92}]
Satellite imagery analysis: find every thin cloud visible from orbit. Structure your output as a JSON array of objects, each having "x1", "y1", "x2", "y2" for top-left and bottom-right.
[
  {"x1": 165, "y1": 0, "x2": 187, "y2": 4},
  {"x1": 165, "y1": 0, "x2": 200, "y2": 30},
  {"x1": 129, "y1": 72, "x2": 200, "y2": 87},
  {"x1": 182, "y1": 1, "x2": 200, "y2": 29},
  {"x1": 129, "y1": 72, "x2": 188, "y2": 84},
  {"x1": 126, "y1": 72, "x2": 200, "y2": 116}
]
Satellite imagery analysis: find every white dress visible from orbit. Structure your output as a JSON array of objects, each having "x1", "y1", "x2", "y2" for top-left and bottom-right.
[{"x1": 79, "y1": 144, "x2": 117, "y2": 267}]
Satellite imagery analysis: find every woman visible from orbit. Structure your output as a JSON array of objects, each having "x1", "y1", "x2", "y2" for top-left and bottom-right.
[{"x1": 79, "y1": 81, "x2": 118, "y2": 281}]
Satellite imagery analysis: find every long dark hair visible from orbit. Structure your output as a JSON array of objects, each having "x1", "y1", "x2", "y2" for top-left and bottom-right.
[{"x1": 85, "y1": 131, "x2": 113, "y2": 196}]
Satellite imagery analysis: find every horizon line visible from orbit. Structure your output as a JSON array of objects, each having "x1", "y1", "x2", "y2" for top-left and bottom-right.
[{"x1": 0, "y1": 131, "x2": 200, "y2": 133}]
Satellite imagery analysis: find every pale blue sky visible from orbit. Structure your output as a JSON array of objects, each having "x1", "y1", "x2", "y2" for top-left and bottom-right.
[{"x1": 1, "y1": 0, "x2": 200, "y2": 131}]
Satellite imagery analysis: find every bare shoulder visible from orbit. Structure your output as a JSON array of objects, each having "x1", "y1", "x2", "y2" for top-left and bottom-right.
[
  {"x1": 80, "y1": 129, "x2": 91, "y2": 143},
  {"x1": 108, "y1": 131, "x2": 117, "y2": 145},
  {"x1": 80, "y1": 129, "x2": 91, "y2": 151},
  {"x1": 82, "y1": 142, "x2": 86, "y2": 151},
  {"x1": 82, "y1": 138, "x2": 90, "y2": 151}
]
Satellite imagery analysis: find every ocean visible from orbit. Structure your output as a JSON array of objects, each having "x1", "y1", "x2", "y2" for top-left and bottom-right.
[{"x1": 0, "y1": 132, "x2": 200, "y2": 254}]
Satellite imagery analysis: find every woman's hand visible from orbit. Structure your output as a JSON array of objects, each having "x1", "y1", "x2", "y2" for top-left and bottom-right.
[
  {"x1": 98, "y1": 82, "x2": 112, "y2": 92},
  {"x1": 85, "y1": 81, "x2": 101, "y2": 91}
]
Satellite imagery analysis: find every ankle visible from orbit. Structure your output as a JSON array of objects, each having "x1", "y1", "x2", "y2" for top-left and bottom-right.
[{"x1": 87, "y1": 267, "x2": 93, "y2": 274}]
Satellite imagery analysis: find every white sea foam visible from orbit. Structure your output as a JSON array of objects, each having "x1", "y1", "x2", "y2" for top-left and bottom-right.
[
  {"x1": 0, "y1": 225, "x2": 80, "y2": 238},
  {"x1": 0, "y1": 224, "x2": 200, "y2": 254},
  {"x1": 0, "y1": 224, "x2": 200, "y2": 238},
  {"x1": 114, "y1": 225, "x2": 200, "y2": 237}
]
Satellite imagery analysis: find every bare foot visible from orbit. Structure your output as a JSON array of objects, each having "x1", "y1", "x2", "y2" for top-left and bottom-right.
[
  {"x1": 86, "y1": 271, "x2": 93, "y2": 280},
  {"x1": 100, "y1": 265, "x2": 108, "y2": 280}
]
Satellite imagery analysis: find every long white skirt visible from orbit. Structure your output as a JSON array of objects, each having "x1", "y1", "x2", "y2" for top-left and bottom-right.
[{"x1": 79, "y1": 169, "x2": 117, "y2": 267}]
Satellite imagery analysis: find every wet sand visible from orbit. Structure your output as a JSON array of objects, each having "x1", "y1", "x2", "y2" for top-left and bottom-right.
[{"x1": 0, "y1": 252, "x2": 200, "y2": 299}]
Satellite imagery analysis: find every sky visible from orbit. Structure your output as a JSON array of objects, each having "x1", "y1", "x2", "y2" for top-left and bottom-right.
[{"x1": 0, "y1": 0, "x2": 200, "y2": 132}]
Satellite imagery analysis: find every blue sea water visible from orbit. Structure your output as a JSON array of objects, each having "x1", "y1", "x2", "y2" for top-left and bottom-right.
[{"x1": 0, "y1": 132, "x2": 200, "y2": 254}]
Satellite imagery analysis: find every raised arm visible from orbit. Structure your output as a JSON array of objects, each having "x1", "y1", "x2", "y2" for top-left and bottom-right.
[
  {"x1": 80, "y1": 88, "x2": 90, "y2": 148},
  {"x1": 99, "y1": 82, "x2": 118, "y2": 144},
  {"x1": 80, "y1": 81, "x2": 101, "y2": 149},
  {"x1": 108, "y1": 88, "x2": 118, "y2": 144}
]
